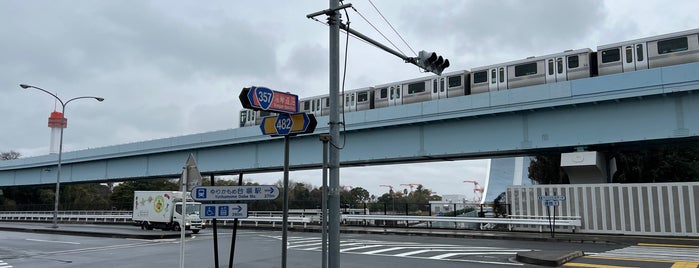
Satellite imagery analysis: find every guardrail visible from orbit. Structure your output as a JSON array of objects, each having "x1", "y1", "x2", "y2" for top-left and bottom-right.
[
  {"x1": 0, "y1": 211, "x2": 581, "y2": 232},
  {"x1": 343, "y1": 214, "x2": 582, "y2": 231}
]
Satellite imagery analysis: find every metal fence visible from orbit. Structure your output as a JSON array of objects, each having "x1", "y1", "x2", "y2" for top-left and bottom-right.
[{"x1": 507, "y1": 182, "x2": 699, "y2": 237}]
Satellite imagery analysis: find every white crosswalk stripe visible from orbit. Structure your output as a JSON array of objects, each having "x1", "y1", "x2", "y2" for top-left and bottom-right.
[
  {"x1": 262, "y1": 235, "x2": 527, "y2": 265},
  {"x1": 591, "y1": 244, "x2": 699, "y2": 262},
  {"x1": 0, "y1": 260, "x2": 13, "y2": 268}
]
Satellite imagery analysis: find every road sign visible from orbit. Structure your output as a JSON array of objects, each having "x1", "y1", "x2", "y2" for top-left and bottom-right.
[
  {"x1": 260, "y1": 112, "x2": 317, "y2": 136},
  {"x1": 537, "y1": 195, "x2": 566, "y2": 201},
  {"x1": 239, "y1": 86, "x2": 298, "y2": 113},
  {"x1": 192, "y1": 185, "x2": 280, "y2": 201},
  {"x1": 544, "y1": 200, "x2": 560, "y2": 206},
  {"x1": 200, "y1": 203, "x2": 248, "y2": 219}
]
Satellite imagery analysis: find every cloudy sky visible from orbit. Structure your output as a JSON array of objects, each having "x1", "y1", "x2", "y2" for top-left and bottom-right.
[{"x1": 2, "y1": 0, "x2": 698, "y2": 198}]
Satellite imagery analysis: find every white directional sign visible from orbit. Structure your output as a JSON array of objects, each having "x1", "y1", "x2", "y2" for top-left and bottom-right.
[
  {"x1": 537, "y1": 195, "x2": 566, "y2": 201},
  {"x1": 192, "y1": 185, "x2": 280, "y2": 201},
  {"x1": 200, "y1": 203, "x2": 248, "y2": 219}
]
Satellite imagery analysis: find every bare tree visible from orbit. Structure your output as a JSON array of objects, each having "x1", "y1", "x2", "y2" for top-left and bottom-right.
[{"x1": 1, "y1": 151, "x2": 20, "y2": 160}]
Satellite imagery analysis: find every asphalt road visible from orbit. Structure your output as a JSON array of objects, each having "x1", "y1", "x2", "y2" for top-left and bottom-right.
[
  {"x1": 0, "y1": 228, "x2": 617, "y2": 268},
  {"x1": 1, "y1": 226, "x2": 697, "y2": 267}
]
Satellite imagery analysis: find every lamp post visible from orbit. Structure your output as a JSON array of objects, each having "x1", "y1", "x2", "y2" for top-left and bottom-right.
[{"x1": 20, "y1": 84, "x2": 104, "y2": 229}]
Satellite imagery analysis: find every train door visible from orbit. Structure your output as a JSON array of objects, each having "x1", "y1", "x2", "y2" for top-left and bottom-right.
[
  {"x1": 311, "y1": 98, "x2": 321, "y2": 115},
  {"x1": 623, "y1": 43, "x2": 649, "y2": 71},
  {"x1": 546, "y1": 57, "x2": 567, "y2": 82},
  {"x1": 488, "y1": 68, "x2": 507, "y2": 91},
  {"x1": 344, "y1": 92, "x2": 356, "y2": 112},
  {"x1": 431, "y1": 77, "x2": 447, "y2": 99},
  {"x1": 388, "y1": 85, "x2": 402, "y2": 106}
]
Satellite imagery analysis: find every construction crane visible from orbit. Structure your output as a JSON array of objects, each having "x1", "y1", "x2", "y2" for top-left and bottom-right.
[
  {"x1": 400, "y1": 183, "x2": 422, "y2": 193},
  {"x1": 379, "y1": 184, "x2": 394, "y2": 193},
  {"x1": 463, "y1": 180, "x2": 484, "y2": 203}
]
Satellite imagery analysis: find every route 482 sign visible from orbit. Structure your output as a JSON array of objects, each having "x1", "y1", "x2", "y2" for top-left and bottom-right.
[{"x1": 260, "y1": 112, "x2": 317, "y2": 136}]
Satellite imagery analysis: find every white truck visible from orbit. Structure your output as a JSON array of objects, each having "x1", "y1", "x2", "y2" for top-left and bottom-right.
[{"x1": 132, "y1": 191, "x2": 203, "y2": 234}]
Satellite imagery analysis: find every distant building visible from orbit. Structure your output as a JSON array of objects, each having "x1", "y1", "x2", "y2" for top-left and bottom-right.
[{"x1": 429, "y1": 194, "x2": 468, "y2": 215}]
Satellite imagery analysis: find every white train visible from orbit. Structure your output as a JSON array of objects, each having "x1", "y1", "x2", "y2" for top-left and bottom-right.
[{"x1": 241, "y1": 28, "x2": 699, "y2": 127}]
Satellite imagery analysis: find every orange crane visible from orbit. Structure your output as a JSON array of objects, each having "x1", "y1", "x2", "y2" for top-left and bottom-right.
[
  {"x1": 463, "y1": 180, "x2": 484, "y2": 203},
  {"x1": 379, "y1": 184, "x2": 394, "y2": 193},
  {"x1": 400, "y1": 183, "x2": 421, "y2": 193}
]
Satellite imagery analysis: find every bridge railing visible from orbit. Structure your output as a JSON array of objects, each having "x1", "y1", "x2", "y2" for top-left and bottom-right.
[{"x1": 0, "y1": 210, "x2": 581, "y2": 232}]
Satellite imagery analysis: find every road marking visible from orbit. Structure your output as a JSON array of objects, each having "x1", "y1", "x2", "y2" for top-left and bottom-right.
[
  {"x1": 0, "y1": 260, "x2": 13, "y2": 268},
  {"x1": 563, "y1": 263, "x2": 638, "y2": 268},
  {"x1": 671, "y1": 262, "x2": 699, "y2": 268},
  {"x1": 273, "y1": 235, "x2": 526, "y2": 266},
  {"x1": 638, "y1": 243, "x2": 699, "y2": 249},
  {"x1": 25, "y1": 238, "x2": 80, "y2": 245}
]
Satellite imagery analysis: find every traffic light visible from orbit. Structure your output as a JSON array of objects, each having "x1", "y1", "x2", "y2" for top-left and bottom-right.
[{"x1": 417, "y1": 50, "x2": 450, "y2": 75}]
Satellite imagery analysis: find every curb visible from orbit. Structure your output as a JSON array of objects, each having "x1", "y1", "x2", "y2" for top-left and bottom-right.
[{"x1": 516, "y1": 250, "x2": 584, "y2": 267}]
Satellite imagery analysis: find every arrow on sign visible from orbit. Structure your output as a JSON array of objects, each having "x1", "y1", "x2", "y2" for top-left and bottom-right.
[
  {"x1": 266, "y1": 187, "x2": 275, "y2": 194},
  {"x1": 233, "y1": 205, "x2": 243, "y2": 213}
]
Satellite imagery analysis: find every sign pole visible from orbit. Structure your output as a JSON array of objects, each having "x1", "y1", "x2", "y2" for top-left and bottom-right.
[
  {"x1": 229, "y1": 173, "x2": 243, "y2": 268},
  {"x1": 179, "y1": 166, "x2": 187, "y2": 268},
  {"x1": 210, "y1": 174, "x2": 219, "y2": 268},
  {"x1": 320, "y1": 134, "x2": 330, "y2": 268},
  {"x1": 281, "y1": 135, "x2": 290, "y2": 268}
]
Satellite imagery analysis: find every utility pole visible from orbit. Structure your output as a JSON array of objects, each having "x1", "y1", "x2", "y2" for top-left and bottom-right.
[
  {"x1": 327, "y1": 1, "x2": 341, "y2": 267},
  {"x1": 307, "y1": 2, "x2": 451, "y2": 267}
]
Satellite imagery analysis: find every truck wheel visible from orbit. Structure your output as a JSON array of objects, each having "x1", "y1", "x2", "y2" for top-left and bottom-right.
[
  {"x1": 192, "y1": 230, "x2": 200, "y2": 234},
  {"x1": 143, "y1": 222, "x2": 154, "y2": 230},
  {"x1": 172, "y1": 223, "x2": 181, "y2": 231}
]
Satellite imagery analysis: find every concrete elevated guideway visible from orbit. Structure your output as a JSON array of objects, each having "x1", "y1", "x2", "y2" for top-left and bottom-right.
[{"x1": 2, "y1": 63, "x2": 699, "y2": 186}]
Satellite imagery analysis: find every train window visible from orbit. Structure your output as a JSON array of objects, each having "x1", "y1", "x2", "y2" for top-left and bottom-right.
[
  {"x1": 499, "y1": 68, "x2": 504, "y2": 83},
  {"x1": 514, "y1": 62, "x2": 537, "y2": 77},
  {"x1": 407, "y1": 82, "x2": 425, "y2": 94},
  {"x1": 351, "y1": 94, "x2": 355, "y2": 105},
  {"x1": 491, "y1": 69, "x2": 496, "y2": 84},
  {"x1": 379, "y1": 88, "x2": 387, "y2": 99},
  {"x1": 601, "y1": 48, "x2": 620, "y2": 63},
  {"x1": 658, "y1": 37, "x2": 688, "y2": 54},
  {"x1": 357, "y1": 92, "x2": 368, "y2": 102},
  {"x1": 636, "y1": 44, "x2": 644, "y2": 61},
  {"x1": 303, "y1": 101, "x2": 310, "y2": 110},
  {"x1": 557, "y1": 58, "x2": 563, "y2": 74},
  {"x1": 433, "y1": 79, "x2": 438, "y2": 93},
  {"x1": 448, "y1": 75, "x2": 461, "y2": 88},
  {"x1": 440, "y1": 78, "x2": 445, "y2": 92},
  {"x1": 625, "y1": 46, "x2": 633, "y2": 63},
  {"x1": 568, "y1": 56, "x2": 579, "y2": 68},
  {"x1": 260, "y1": 110, "x2": 272, "y2": 117},
  {"x1": 473, "y1": 71, "x2": 487, "y2": 83},
  {"x1": 324, "y1": 97, "x2": 329, "y2": 107},
  {"x1": 548, "y1": 59, "x2": 554, "y2": 75}
]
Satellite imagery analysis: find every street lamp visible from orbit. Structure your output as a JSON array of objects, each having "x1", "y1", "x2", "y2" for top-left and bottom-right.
[{"x1": 20, "y1": 84, "x2": 104, "y2": 228}]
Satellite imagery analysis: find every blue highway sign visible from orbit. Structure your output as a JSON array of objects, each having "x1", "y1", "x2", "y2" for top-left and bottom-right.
[
  {"x1": 200, "y1": 203, "x2": 248, "y2": 219},
  {"x1": 192, "y1": 185, "x2": 280, "y2": 201}
]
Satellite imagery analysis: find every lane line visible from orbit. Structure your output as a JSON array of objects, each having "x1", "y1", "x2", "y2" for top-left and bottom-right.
[
  {"x1": 563, "y1": 262, "x2": 639, "y2": 268},
  {"x1": 25, "y1": 238, "x2": 80, "y2": 245},
  {"x1": 638, "y1": 243, "x2": 699, "y2": 249},
  {"x1": 671, "y1": 262, "x2": 699, "y2": 268}
]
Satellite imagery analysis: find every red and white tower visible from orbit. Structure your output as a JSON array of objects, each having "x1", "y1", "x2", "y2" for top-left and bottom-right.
[{"x1": 48, "y1": 111, "x2": 67, "y2": 154}]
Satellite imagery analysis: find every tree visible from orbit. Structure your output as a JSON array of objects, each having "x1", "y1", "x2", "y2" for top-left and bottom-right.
[
  {"x1": 111, "y1": 179, "x2": 178, "y2": 209},
  {"x1": 529, "y1": 154, "x2": 569, "y2": 184},
  {"x1": 0, "y1": 151, "x2": 20, "y2": 160}
]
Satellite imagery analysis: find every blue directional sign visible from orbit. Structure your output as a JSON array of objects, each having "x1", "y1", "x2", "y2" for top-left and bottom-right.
[
  {"x1": 191, "y1": 186, "x2": 280, "y2": 201},
  {"x1": 260, "y1": 112, "x2": 317, "y2": 136},
  {"x1": 200, "y1": 204, "x2": 248, "y2": 219},
  {"x1": 239, "y1": 87, "x2": 298, "y2": 113}
]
